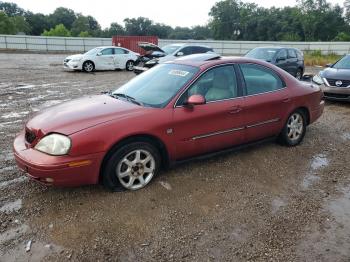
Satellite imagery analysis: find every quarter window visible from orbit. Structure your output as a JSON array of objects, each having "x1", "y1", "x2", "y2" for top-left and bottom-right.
[
  {"x1": 178, "y1": 65, "x2": 238, "y2": 104},
  {"x1": 288, "y1": 49, "x2": 297, "y2": 58},
  {"x1": 240, "y1": 64, "x2": 284, "y2": 95}
]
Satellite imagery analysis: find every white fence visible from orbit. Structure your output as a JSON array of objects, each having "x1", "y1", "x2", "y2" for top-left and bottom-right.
[{"x1": 0, "y1": 34, "x2": 349, "y2": 55}]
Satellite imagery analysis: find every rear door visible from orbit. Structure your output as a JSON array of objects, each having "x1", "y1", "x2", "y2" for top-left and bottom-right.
[
  {"x1": 113, "y1": 48, "x2": 129, "y2": 69},
  {"x1": 173, "y1": 65, "x2": 245, "y2": 160},
  {"x1": 238, "y1": 63, "x2": 291, "y2": 142}
]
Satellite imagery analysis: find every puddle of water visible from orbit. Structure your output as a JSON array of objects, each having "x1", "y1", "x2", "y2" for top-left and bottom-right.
[
  {"x1": 0, "y1": 199, "x2": 22, "y2": 214},
  {"x1": 1, "y1": 240, "x2": 63, "y2": 262},
  {"x1": 297, "y1": 185, "x2": 350, "y2": 260},
  {"x1": 0, "y1": 166, "x2": 15, "y2": 174},
  {"x1": 0, "y1": 224, "x2": 29, "y2": 245},
  {"x1": 0, "y1": 176, "x2": 29, "y2": 189},
  {"x1": 271, "y1": 198, "x2": 287, "y2": 214},
  {"x1": 1, "y1": 111, "x2": 29, "y2": 119},
  {"x1": 302, "y1": 173, "x2": 321, "y2": 189},
  {"x1": 311, "y1": 154, "x2": 329, "y2": 170},
  {"x1": 13, "y1": 84, "x2": 36, "y2": 90},
  {"x1": 342, "y1": 133, "x2": 350, "y2": 141}
]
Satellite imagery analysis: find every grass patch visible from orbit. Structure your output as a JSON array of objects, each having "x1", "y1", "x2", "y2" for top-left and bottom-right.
[{"x1": 304, "y1": 50, "x2": 342, "y2": 67}]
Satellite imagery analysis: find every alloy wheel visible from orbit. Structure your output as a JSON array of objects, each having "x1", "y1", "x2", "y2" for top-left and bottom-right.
[
  {"x1": 116, "y1": 149, "x2": 155, "y2": 190},
  {"x1": 287, "y1": 113, "x2": 304, "y2": 141}
]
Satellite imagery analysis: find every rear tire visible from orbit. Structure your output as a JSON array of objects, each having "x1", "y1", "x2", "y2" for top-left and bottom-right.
[
  {"x1": 102, "y1": 141, "x2": 161, "y2": 191},
  {"x1": 278, "y1": 110, "x2": 306, "y2": 146},
  {"x1": 83, "y1": 61, "x2": 95, "y2": 72}
]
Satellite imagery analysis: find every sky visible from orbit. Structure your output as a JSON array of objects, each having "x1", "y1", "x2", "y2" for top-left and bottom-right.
[{"x1": 9, "y1": 0, "x2": 346, "y2": 29}]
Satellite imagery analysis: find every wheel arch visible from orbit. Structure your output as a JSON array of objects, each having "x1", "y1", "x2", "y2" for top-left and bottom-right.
[
  {"x1": 99, "y1": 134, "x2": 170, "y2": 183},
  {"x1": 294, "y1": 106, "x2": 310, "y2": 125},
  {"x1": 83, "y1": 60, "x2": 95, "y2": 71}
]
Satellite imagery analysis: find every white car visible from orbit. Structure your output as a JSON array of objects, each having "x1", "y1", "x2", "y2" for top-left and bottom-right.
[{"x1": 63, "y1": 46, "x2": 139, "y2": 72}]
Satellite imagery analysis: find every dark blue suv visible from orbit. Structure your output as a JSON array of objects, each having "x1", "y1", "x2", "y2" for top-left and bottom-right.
[{"x1": 245, "y1": 47, "x2": 305, "y2": 80}]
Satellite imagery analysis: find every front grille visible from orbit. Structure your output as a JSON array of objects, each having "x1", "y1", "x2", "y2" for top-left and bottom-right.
[
  {"x1": 326, "y1": 78, "x2": 350, "y2": 87},
  {"x1": 25, "y1": 129, "x2": 36, "y2": 144},
  {"x1": 64, "y1": 59, "x2": 71, "y2": 63}
]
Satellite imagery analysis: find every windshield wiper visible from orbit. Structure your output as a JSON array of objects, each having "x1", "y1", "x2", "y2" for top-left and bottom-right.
[{"x1": 110, "y1": 93, "x2": 143, "y2": 106}]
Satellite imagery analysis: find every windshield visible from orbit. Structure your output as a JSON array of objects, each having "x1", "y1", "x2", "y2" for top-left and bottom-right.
[
  {"x1": 332, "y1": 55, "x2": 350, "y2": 69},
  {"x1": 161, "y1": 44, "x2": 182, "y2": 55},
  {"x1": 84, "y1": 47, "x2": 103, "y2": 56},
  {"x1": 245, "y1": 48, "x2": 278, "y2": 61},
  {"x1": 113, "y1": 64, "x2": 198, "y2": 108}
]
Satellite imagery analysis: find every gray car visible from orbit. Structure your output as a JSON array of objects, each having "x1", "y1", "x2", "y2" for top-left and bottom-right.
[
  {"x1": 245, "y1": 47, "x2": 305, "y2": 80},
  {"x1": 312, "y1": 54, "x2": 350, "y2": 101}
]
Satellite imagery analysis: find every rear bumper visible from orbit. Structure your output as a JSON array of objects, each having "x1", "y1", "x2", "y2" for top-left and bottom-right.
[
  {"x1": 13, "y1": 132, "x2": 104, "y2": 187},
  {"x1": 321, "y1": 85, "x2": 350, "y2": 101}
]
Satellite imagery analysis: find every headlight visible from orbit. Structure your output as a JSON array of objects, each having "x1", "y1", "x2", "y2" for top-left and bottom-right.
[
  {"x1": 145, "y1": 59, "x2": 158, "y2": 65},
  {"x1": 312, "y1": 74, "x2": 324, "y2": 85},
  {"x1": 35, "y1": 134, "x2": 71, "y2": 156}
]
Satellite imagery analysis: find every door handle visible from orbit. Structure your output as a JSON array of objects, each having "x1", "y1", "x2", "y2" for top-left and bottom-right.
[
  {"x1": 229, "y1": 106, "x2": 242, "y2": 114},
  {"x1": 282, "y1": 98, "x2": 291, "y2": 103}
]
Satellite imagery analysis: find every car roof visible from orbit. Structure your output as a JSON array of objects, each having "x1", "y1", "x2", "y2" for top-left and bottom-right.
[
  {"x1": 165, "y1": 43, "x2": 212, "y2": 48},
  {"x1": 95, "y1": 46, "x2": 128, "y2": 49},
  {"x1": 169, "y1": 56, "x2": 277, "y2": 69}
]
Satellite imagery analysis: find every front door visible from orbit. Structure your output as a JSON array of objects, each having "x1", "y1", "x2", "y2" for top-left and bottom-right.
[
  {"x1": 96, "y1": 48, "x2": 114, "y2": 70},
  {"x1": 275, "y1": 49, "x2": 289, "y2": 74},
  {"x1": 173, "y1": 65, "x2": 245, "y2": 160}
]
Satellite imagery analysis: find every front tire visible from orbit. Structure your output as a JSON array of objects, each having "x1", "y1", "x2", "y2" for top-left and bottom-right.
[
  {"x1": 126, "y1": 60, "x2": 134, "y2": 71},
  {"x1": 279, "y1": 110, "x2": 306, "y2": 146},
  {"x1": 296, "y1": 68, "x2": 303, "y2": 80},
  {"x1": 83, "y1": 61, "x2": 95, "y2": 72},
  {"x1": 102, "y1": 142, "x2": 161, "y2": 191}
]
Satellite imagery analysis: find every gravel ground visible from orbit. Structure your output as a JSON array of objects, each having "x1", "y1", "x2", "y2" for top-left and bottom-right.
[{"x1": 0, "y1": 53, "x2": 350, "y2": 262}]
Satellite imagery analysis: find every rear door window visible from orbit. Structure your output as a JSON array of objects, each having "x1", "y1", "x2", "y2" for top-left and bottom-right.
[
  {"x1": 288, "y1": 49, "x2": 297, "y2": 58},
  {"x1": 240, "y1": 64, "x2": 285, "y2": 95}
]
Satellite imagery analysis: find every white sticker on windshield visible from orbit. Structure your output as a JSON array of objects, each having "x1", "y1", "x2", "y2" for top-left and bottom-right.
[{"x1": 168, "y1": 70, "x2": 190, "y2": 77}]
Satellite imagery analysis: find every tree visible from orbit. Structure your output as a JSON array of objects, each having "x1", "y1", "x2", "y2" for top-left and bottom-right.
[
  {"x1": 42, "y1": 23, "x2": 71, "y2": 37},
  {"x1": 124, "y1": 17, "x2": 153, "y2": 35},
  {"x1": 0, "y1": 11, "x2": 15, "y2": 34},
  {"x1": 71, "y1": 15, "x2": 90, "y2": 36},
  {"x1": 48, "y1": 7, "x2": 76, "y2": 30},
  {"x1": 25, "y1": 12, "x2": 49, "y2": 35},
  {"x1": 11, "y1": 16, "x2": 31, "y2": 34},
  {"x1": 0, "y1": 1, "x2": 24, "y2": 16},
  {"x1": 345, "y1": 0, "x2": 350, "y2": 23},
  {"x1": 78, "y1": 31, "x2": 91, "y2": 37}
]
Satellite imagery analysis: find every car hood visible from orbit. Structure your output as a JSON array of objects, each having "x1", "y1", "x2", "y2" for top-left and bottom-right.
[
  {"x1": 320, "y1": 68, "x2": 350, "y2": 80},
  {"x1": 138, "y1": 42, "x2": 164, "y2": 53},
  {"x1": 65, "y1": 54, "x2": 84, "y2": 60},
  {"x1": 26, "y1": 95, "x2": 145, "y2": 136}
]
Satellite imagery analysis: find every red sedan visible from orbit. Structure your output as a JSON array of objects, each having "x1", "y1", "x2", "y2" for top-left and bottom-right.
[{"x1": 13, "y1": 56, "x2": 324, "y2": 191}]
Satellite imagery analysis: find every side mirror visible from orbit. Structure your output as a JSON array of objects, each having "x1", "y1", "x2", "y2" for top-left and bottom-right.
[
  {"x1": 184, "y1": 95, "x2": 206, "y2": 107},
  {"x1": 97, "y1": 52, "x2": 102, "y2": 56},
  {"x1": 325, "y1": 63, "x2": 332, "y2": 68},
  {"x1": 176, "y1": 51, "x2": 184, "y2": 57}
]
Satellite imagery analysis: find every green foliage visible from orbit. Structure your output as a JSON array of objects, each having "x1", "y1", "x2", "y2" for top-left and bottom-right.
[
  {"x1": 0, "y1": 11, "x2": 14, "y2": 34},
  {"x1": 42, "y1": 24, "x2": 71, "y2": 37},
  {"x1": 0, "y1": 1, "x2": 24, "y2": 16},
  {"x1": 304, "y1": 50, "x2": 341, "y2": 66},
  {"x1": 78, "y1": 31, "x2": 90, "y2": 37},
  {"x1": 333, "y1": 32, "x2": 350, "y2": 41},
  {"x1": 0, "y1": 0, "x2": 349, "y2": 41}
]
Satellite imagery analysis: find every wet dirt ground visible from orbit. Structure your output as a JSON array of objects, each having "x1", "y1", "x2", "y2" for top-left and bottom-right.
[{"x1": 0, "y1": 53, "x2": 350, "y2": 261}]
